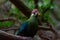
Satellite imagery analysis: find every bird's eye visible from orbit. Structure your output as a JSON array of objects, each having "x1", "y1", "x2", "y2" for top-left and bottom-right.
[{"x1": 34, "y1": 12, "x2": 35, "y2": 15}]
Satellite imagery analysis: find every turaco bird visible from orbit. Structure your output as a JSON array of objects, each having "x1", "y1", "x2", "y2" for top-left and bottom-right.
[{"x1": 16, "y1": 9, "x2": 40, "y2": 38}]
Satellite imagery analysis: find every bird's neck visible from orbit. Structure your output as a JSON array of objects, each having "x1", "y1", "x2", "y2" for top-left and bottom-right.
[{"x1": 27, "y1": 14, "x2": 36, "y2": 21}]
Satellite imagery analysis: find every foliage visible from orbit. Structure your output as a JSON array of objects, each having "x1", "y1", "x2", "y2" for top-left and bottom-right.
[
  {"x1": 21, "y1": 0, "x2": 35, "y2": 10},
  {"x1": 9, "y1": 4, "x2": 27, "y2": 22},
  {"x1": 0, "y1": 21, "x2": 13, "y2": 28},
  {"x1": 0, "y1": 0, "x2": 60, "y2": 28}
]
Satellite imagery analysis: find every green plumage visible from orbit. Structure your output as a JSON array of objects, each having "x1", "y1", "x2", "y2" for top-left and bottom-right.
[
  {"x1": 27, "y1": 14, "x2": 38, "y2": 27},
  {"x1": 16, "y1": 13, "x2": 38, "y2": 38}
]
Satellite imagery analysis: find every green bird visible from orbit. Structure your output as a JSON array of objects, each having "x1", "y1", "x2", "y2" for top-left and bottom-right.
[{"x1": 16, "y1": 9, "x2": 40, "y2": 38}]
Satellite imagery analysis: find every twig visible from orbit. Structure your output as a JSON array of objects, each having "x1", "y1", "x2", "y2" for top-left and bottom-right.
[
  {"x1": 0, "y1": 17, "x2": 16, "y2": 22},
  {"x1": 1, "y1": 28, "x2": 18, "y2": 31},
  {"x1": 42, "y1": 0, "x2": 54, "y2": 13},
  {"x1": 0, "y1": 17, "x2": 21, "y2": 24},
  {"x1": 38, "y1": 26, "x2": 51, "y2": 31}
]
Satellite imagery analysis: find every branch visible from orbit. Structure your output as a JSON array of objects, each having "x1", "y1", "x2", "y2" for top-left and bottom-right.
[
  {"x1": 1, "y1": 27, "x2": 18, "y2": 31},
  {"x1": 38, "y1": 25, "x2": 58, "y2": 40},
  {"x1": 9, "y1": 0, "x2": 32, "y2": 18},
  {"x1": 38, "y1": 26, "x2": 51, "y2": 31},
  {"x1": 0, "y1": 30, "x2": 32, "y2": 40},
  {"x1": 46, "y1": 22, "x2": 58, "y2": 40},
  {"x1": 0, "y1": 17, "x2": 16, "y2": 22},
  {"x1": 0, "y1": 17, "x2": 21, "y2": 24},
  {"x1": 34, "y1": 0, "x2": 38, "y2": 9},
  {"x1": 42, "y1": 0, "x2": 54, "y2": 13}
]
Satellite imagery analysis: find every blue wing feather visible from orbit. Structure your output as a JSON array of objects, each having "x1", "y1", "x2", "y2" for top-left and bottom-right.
[{"x1": 16, "y1": 21, "x2": 28, "y2": 35}]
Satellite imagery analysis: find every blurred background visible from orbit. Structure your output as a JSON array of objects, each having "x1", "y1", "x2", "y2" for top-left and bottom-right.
[{"x1": 0, "y1": 0, "x2": 60, "y2": 40}]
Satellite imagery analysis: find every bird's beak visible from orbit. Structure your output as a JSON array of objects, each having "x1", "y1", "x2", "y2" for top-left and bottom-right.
[{"x1": 37, "y1": 12, "x2": 41, "y2": 16}]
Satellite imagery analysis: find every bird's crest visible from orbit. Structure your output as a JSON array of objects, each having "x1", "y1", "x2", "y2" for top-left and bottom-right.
[
  {"x1": 32, "y1": 9, "x2": 38, "y2": 13},
  {"x1": 32, "y1": 9, "x2": 40, "y2": 16}
]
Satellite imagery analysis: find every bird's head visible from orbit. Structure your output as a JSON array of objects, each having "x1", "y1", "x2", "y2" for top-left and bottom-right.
[{"x1": 31, "y1": 9, "x2": 40, "y2": 16}]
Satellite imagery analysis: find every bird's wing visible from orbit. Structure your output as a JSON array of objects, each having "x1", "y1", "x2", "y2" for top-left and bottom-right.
[{"x1": 16, "y1": 21, "x2": 28, "y2": 35}]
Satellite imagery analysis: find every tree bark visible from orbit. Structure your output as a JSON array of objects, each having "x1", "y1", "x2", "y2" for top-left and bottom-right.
[
  {"x1": 9, "y1": 0, "x2": 32, "y2": 18},
  {"x1": 0, "y1": 30, "x2": 32, "y2": 40}
]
